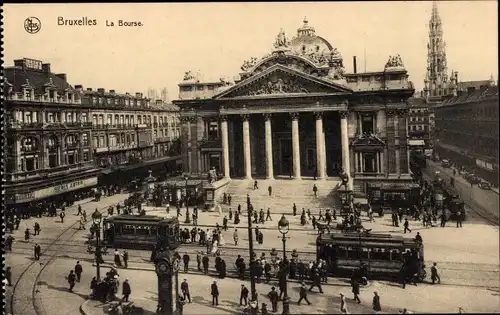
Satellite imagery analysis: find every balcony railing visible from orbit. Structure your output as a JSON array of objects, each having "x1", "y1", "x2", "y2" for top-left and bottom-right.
[
  {"x1": 7, "y1": 93, "x2": 82, "y2": 105},
  {"x1": 154, "y1": 136, "x2": 171, "y2": 143},
  {"x1": 7, "y1": 121, "x2": 44, "y2": 129}
]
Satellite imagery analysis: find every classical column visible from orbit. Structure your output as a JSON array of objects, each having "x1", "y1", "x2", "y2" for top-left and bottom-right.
[
  {"x1": 380, "y1": 151, "x2": 384, "y2": 173},
  {"x1": 340, "y1": 111, "x2": 352, "y2": 189},
  {"x1": 354, "y1": 151, "x2": 359, "y2": 173},
  {"x1": 322, "y1": 129, "x2": 327, "y2": 176},
  {"x1": 315, "y1": 112, "x2": 326, "y2": 179},
  {"x1": 242, "y1": 114, "x2": 252, "y2": 179},
  {"x1": 264, "y1": 114, "x2": 274, "y2": 180},
  {"x1": 220, "y1": 115, "x2": 230, "y2": 179},
  {"x1": 291, "y1": 113, "x2": 301, "y2": 180},
  {"x1": 375, "y1": 152, "x2": 380, "y2": 173},
  {"x1": 394, "y1": 111, "x2": 401, "y2": 176}
]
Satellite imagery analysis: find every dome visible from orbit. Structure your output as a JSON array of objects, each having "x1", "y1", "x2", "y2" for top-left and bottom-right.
[{"x1": 289, "y1": 17, "x2": 335, "y2": 57}]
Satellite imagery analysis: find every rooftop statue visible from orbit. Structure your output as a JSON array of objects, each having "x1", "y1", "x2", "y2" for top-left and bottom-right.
[
  {"x1": 274, "y1": 28, "x2": 290, "y2": 49},
  {"x1": 385, "y1": 54, "x2": 405, "y2": 68},
  {"x1": 240, "y1": 57, "x2": 258, "y2": 72},
  {"x1": 183, "y1": 71, "x2": 196, "y2": 81}
]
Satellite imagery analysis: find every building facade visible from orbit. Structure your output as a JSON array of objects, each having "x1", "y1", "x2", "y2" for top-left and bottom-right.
[
  {"x1": 3, "y1": 57, "x2": 183, "y2": 208},
  {"x1": 434, "y1": 84, "x2": 499, "y2": 185},
  {"x1": 77, "y1": 88, "x2": 182, "y2": 185},
  {"x1": 173, "y1": 19, "x2": 415, "y2": 190},
  {"x1": 407, "y1": 97, "x2": 430, "y2": 150},
  {"x1": 4, "y1": 58, "x2": 100, "y2": 207}
]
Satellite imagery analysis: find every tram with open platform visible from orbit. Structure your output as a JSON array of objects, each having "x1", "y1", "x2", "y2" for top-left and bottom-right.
[
  {"x1": 103, "y1": 215, "x2": 180, "y2": 250},
  {"x1": 316, "y1": 232, "x2": 425, "y2": 281}
]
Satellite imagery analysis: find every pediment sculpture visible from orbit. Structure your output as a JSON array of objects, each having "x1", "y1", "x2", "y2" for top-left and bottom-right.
[
  {"x1": 244, "y1": 78, "x2": 309, "y2": 96},
  {"x1": 385, "y1": 54, "x2": 405, "y2": 68}
]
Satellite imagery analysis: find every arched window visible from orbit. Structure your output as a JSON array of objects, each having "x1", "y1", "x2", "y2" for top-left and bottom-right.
[{"x1": 21, "y1": 136, "x2": 38, "y2": 152}]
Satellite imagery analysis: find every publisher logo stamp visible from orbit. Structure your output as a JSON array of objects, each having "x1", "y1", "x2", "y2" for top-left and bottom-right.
[{"x1": 24, "y1": 17, "x2": 41, "y2": 34}]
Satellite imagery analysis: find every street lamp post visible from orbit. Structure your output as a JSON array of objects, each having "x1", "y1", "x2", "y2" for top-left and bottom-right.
[
  {"x1": 278, "y1": 215, "x2": 290, "y2": 315},
  {"x1": 246, "y1": 198, "x2": 258, "y2": 315},
  {"x1": 92, "y1": 211, "x2": 103, "y2": 281},
  {"x1": 184, "y1": 174, "x2": 191, "y2": 224}
]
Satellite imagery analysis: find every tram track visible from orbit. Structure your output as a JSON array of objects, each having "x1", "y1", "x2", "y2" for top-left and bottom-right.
[{"x1": 8, "y1": 202, "x2": 122, "y2": 315}]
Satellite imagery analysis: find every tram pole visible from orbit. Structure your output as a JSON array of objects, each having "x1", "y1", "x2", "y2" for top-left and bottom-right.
[
  {"x1": 92, "y1": 211, "x2": 103, "y2": 281},
  {"x1": 246, "y1": 198, "x2": 258, "y2": 315}
]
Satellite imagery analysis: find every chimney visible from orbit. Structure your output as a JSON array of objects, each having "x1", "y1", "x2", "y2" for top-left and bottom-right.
[
  {"x1": 42, "y1": 63, "x2": 51, "y2": 73},
  {"x1": 353, "y1": 56, "x2": 357, "y2": 74},
  {"x1": 109, "y1": 90, "x2": 116, "y2": 94},
  {"x1": 135, "y1": 92, "x2": 142, "y2": 98},
  {"x1": 74, "y1": 85, "x2": 83, "y2": 90},
  {"x1": 56, "y1": 73, "x2": 67, "y2": 81},
  {"x1": 97, "y1": 88, "x2": 105, "y2": 93},
  {"x1": 87, "y1": 88, "x2": 93, "y2": 91},
  {"x1": 14, "y1": 59, "x2": 25, "y2": 68},
  {"x1": 155, "y1": 100, "x2": 162, "y2": 105}
]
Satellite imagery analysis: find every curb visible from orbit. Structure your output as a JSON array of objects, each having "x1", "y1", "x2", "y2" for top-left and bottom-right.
[
  {"x1": 91, "y1": 263, "x2": 355, "y2": 287},
  {"x1": 79, "y1": 300, "x2": 89, "y2": 315}
]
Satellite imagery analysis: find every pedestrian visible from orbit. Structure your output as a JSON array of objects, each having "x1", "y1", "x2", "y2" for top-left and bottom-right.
[
  {"x1": 268, "y1": 186, "x2": 272, "y2": 197},
  {"x1": 114, "y1": 249, "x2": 123, "y2": 267},
  {"x1": 372, "y1": 291, "x2": 381, "y2": 313},
  {"x1": 431, "y1": 262, "x2": 441, "y2": 284},
  {"x1": 313, "y1": 184, "x2": 318, "y2": 197},
  {"x1": 34, "y1": 222, "x2": 41, "y2": 235},
  {"x1": 267, "y1": 286, "x2": 279, "y2": 312},
  {"x1": 211, "y1": 280, "x2": 219, "y2": 306},
  {"x1": 67, "y1": 270, "x2": 76, "y2": 292},
  {"x1": 74, "y1": 261, "x2": 83, "y2": 282},
  {"x1": 403, "y1": 219, "x2": 412, "y2": 233},
  {"x1": 340, "y1": 293, "x2": 348, "y2": 313},
  {"x1": 240, "y1": 284, "x2": 249, "y2": 306},
  {"x1": 123, "y1": 250, "x2": 128, "y2": 268},
  {"x1": 183, "y1": 252, "x2": 190, "y2": 273},
  {"x1": 266, "y1": 208, "x2": 272, "y2": 221},
  {"x1": 297, "y1": 282, "x2": 311, "y2": 305},
  {"x1": 122, "y1": 279, "x2": 131, "y2": 302},
  {"x1": 293, "y1": 203, "x2": 297, "y2": 216},
  {"x1": 202, "y1": 253, "x2": 209, "y2": 274},
  {"x1": 6, "y1": 266, "x2": 12, "y2": 286},
  {"x1": 90, "y1": 277, "x2": 98, "y2": 298},
  {"x1": 34, "y1": 243, "x2": 41, "y2": 260},
  {"x1": 456, "y1": 210, "x2": 463, "y2": 228},
  {"x1": 25, "y1": 228, "x2": 31, "y2": 241},
  {"x1": 233, "y1": 229, "x2": 239, "y2": 246},
  {"x1": 351, "y1": 278, "x2": 361, "y2": 303},
  {"x1": 440, "y1": 211, "x2": 447, "y2": 227},
  {"x1": 60, "y1": 210, "x2": 66, "y2": 223},
  {"x1": 77, "y1": 205, "x2": 83, "y2": 216},
  {"x1": 181, "y1": 279, "x2": 191, "y2": 303},
  {"x1": 5, "y1": 235, "x2": 14, "y2": 251}
]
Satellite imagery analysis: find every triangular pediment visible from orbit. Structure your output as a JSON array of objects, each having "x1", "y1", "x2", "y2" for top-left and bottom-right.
[
  {"x1": 351, "y1": 134, "x2": 386, "y2": 147},
  {"x1": 214, "y1": 64, "x2": 352, "y2": 99}
]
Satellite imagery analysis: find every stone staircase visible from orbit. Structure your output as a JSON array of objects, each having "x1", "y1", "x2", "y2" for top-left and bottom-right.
[{"x1": 221, "y1": 178, "x2": 342, "y2": 214}]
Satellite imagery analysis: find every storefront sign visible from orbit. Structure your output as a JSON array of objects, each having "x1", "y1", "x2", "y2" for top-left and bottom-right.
[{"x1": 14, "y1": 177, "x2": 98, "y2": 203}]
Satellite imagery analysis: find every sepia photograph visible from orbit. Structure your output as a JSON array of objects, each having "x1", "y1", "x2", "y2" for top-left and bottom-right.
[{"x1": 2, "y1": 2, "x2": 499, "y2": 315}]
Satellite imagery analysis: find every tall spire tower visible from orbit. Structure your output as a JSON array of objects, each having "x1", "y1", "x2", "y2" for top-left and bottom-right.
[{"x1": 424, "y1": 1, "x2": 452, "y2": 99}]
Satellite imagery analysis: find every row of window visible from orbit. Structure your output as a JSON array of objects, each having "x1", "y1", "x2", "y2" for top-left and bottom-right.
[
  {"x1": 12, "y1": 110, "x2": 89, "y2": 124},
  {"x1": 19, "y1": 134, "x2": 90, "y2": 152},
  {"x1": 408, "y1": 125, "x2": 428, "y2": 132},
  {"x1": 88, "y1": 96, "x2": 149, "y2": 107},
  {"x1": 92, "y1": 113, "x2": 178, "y2": 127},
  {"x1": 17, "y1": 150, "x2": 91, "y2": 172}
]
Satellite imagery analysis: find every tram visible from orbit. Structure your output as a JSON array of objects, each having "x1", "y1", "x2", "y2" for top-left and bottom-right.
[
  {"x1": 103, "y1": 215, "x2": 180, "y2": 250},
  {"x1": 316, "y1": 232, "x2": 425, "y2": 281},
  {"x1": 366, "y1": 183, "x2": 421, "y2": 214}
]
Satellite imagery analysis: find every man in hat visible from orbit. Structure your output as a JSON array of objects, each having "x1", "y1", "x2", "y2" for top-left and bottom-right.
[
  {"x1": 211, "y1": 280, "x2": 219, "y2": 306},
  {"x1": 181, "y1": 279, "x2": 191, "y2": 303},
  {"x1": 122, "y1": 279, "x2": 131, "y2": 302},
  {"x1": 297, "y1": 282, "x2": 311, "y2": 305},
  {"x1": 74, "y1": 261, "x2": 83, "y2": 282},
  {"x1": 240, "y1": 284, "x2": 249, "y2": 306},
  {"x1": 267, "y1": 286, "x2": 279, "y2": 312}
]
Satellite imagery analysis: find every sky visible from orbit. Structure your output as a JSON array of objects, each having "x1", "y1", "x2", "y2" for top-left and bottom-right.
[{"x1": 3, "y1": 1, "x2": 498, "y2": 100}]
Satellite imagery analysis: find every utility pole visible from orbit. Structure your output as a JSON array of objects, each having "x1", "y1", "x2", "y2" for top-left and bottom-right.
[{"x1": 246, "y1": 197, "x2": 258, "y2": 315}]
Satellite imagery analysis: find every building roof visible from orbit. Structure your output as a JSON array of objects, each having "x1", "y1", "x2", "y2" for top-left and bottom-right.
[
  {"x1": 440, "y1": 85, "x2": 498, "y2": 106},
  {"x1": 408, "y1": 97, "x2": 427, "y2": 107},
  {"x1": 5, "y1": 66, "x2": 73, "y2": 94},
  {"x1": 457, "y1": 80, "x2": 493, "y2": 91}
]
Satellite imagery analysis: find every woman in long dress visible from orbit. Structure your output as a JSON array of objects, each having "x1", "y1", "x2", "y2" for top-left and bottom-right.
[
  {"x1": 211, "y1": 240, "x2": 219, "y2": 255},
  {"x1": 114, "y1": 249, "x2": 122, "y2": 267}
]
